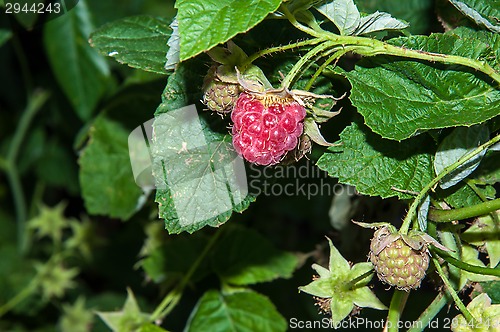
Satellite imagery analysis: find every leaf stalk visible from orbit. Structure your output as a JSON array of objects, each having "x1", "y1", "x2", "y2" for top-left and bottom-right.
[{"x1": 400, "y1": 133, "x2": 500, "y2": 235}]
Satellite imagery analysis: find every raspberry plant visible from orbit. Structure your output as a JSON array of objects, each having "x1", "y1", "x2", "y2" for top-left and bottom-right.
[{"x1": 1, "y1": 0, "x2": 500, "y2": 331}]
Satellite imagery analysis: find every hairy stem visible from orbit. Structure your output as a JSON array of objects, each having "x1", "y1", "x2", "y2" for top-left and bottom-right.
[
  {"x1": 432, "y1": 257, "x2": 475, "y2": 324},
  {"x1": 400, "y1": 133, "x2": 500, "y2": 234},
  {"x1": 304, "y1": 46, "x2": 353, "y2": 91},
  {"x1": 282, "y1": 9, "x2": 500, "y2": 85},
  {"x1": 428, "y1": 198, "x2": 500, "y2": 223},
  {"x1": 243, "y1": 38, "x2": 325, "y2": 69},
  {"x1": 315, "y1": 31, "x2": 500, "y2": 85},
  {"x1": 368, "y1": 42, "x2": 500, "y2": 84},
  {"x1": 281, "y1": 41, "x2": 336, "y2": 88},
  {"x1": 386, "y1": 290, "x2": 409, "y2": 332}
]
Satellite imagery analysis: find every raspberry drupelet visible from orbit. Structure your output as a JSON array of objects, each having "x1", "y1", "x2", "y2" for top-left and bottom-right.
[{"x1": 231, "y1": 92, "x2": 306, "y2": 165}]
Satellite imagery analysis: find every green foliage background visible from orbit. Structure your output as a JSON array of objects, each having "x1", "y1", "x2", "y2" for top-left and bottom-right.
[{"x1": 0, "y1": 0, "x2": 498, "y2": 331}]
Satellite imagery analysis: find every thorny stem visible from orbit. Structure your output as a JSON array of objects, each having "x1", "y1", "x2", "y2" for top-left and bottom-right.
[
  {"x1": 364, "y1": 42, "x2": 500, "y2": 84},
  {"x1": 149, "y1": 229, "x2": 223, "y2": 323},
  {"x1": 243, "y1": 38, "x2": 326, "y2": 69},
  {"x1": 432, "y1": 257, "x2": 476, "y2": 324},
  {"x1": 281, "y1": 5, "x2": 500, "y2": 85},
  {"x1": 399, "y1": 133, "x2": 500, "y2": 235},
  {"x1": 281, "y1": 41, "x2": 336, "y2": 88},
  {"x1": 431, "y1": 247, "x2": 500, "y2": 277},
  {"x1": 304, "y1": 47, "x2": 353, "y2": 91},
  {"x1": 386, "y1": 290, "x2": 409, "y2": 332},
  {"x1": 428, "y1": 198, "x2": 500, "y2": 223}
]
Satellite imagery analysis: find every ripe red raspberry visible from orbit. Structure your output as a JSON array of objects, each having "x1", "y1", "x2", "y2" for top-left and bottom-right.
[{"x1": 231, "y1": 92, "x2": 306, "y2": 165}]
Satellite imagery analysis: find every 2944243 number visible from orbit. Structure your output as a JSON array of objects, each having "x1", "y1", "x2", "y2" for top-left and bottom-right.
[{"x1": 5, "y1": 1, "x2": 61, "y2": 14}]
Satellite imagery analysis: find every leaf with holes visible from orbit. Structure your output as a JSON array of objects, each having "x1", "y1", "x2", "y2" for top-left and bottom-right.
[{"x1": 152, "y1": 64, "x2": 255, "y2": 233}]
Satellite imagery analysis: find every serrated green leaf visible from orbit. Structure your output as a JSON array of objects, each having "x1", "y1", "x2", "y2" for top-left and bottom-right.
[
  {"x1": 317, "y1": 120, "x2": 434, "y2": 199},
  {"x1": 152, "y1": 64, "x2": 255, "y2": 234},
  {"x1": 434, "y1": 125, "x2": 490, "y2": 189},
  {"x1": 90, "y1": 15, "x2": 172, "y2": 74},
  {"x1": 354, "y1": 11, "x2": 408, "y2": 35},
  {"x1": 439, "y1": 182, "x2": 496, "y2": 209},
  {"x1": 315, "y1": 0, "x2": 360, "y2": 35},
  {"x1": 211, "y1": 226, "x2": 298, "y2": 285},
  {"x1": 152, "y1": 109, "x2": 253, "y2": 234},
  {"x1": 185, "y1": 290, "x2": 286, "y2": 332},
  {"x1": 285, "y1": 0, "x2": 318, "y2": 13},
  {"x1": 347, "y1": 29, "x2": 500, "y2": 140},
  {"x1": 175, "y1": 0, "x2": 282, "y2": 61},
  {"x1": 165, "y1": 18, "x2": 180, "y2": 71},
  {"x1": 0, "y1": 29, "x2": 11, "y2": 47},
  {"x1": 43, "y1": 0, "x2": 110, "y2": 120},
  {"x1": 156, "y1": 61, "x2": 203, "y2": 111},
  {"x1": 449, "y1": 0, "x2": 500, "y2": 33},
  {"x1": 79, "y1": 116, "x2": 143, "y2": 220}
]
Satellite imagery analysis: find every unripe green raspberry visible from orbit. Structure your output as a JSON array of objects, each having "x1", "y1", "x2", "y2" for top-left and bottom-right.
[
  {"x1": 369, "y1": 227, "x2": 430, "y2": 291},
  {"x1": 202, "y1": 66, "x2": 241, "y2": 114}
]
